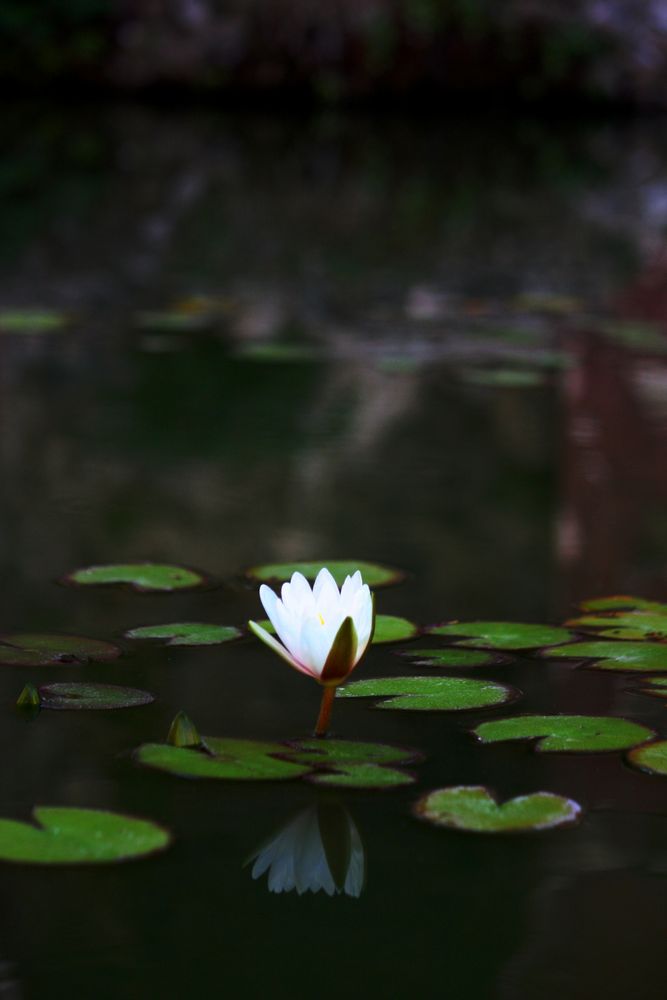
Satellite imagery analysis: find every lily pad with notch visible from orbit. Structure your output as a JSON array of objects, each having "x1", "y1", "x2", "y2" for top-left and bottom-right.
[
  {"x1": 337, "y1": 675, "x2": 517, "y2": 711},
  {"x1": 627, "y1": 740, "x2": 667, "y2": 777},
  {"x1": 62, "y1": 562, "x2": 208, "y2": 593},
  {"x1": 245, "y1": 560, "x2": 404, "y2": 588},
  {"x1": 26, "y1": 683, "x2": 154, "y2": 711},
  {"x1": 281, "y1": 738, "x2": 422, "y2": 789},
  {"x1": 565, "y1": 611, "x2": 667, "y2": 641},
  {"x1": 0, "y1": 807, "x2": 170, "y2": 864},
  {"x1": 542, "y1": 641, "x2": 667, "y2": 672},
  {"x1": 134, "y1": 737, "x2": 312, "y2": 781},
  {"x1": 124, "y1": 622, "x2": 241, "y2": 646},
  {"x1": 426, "y1": 620, "x2": 573, "y2": 650},
  {"x1": 473, "y1": 714, "x2": 653, "y2": 753},
  {"x1": 0, "y1": 633, "x2": 121, "y2": 667},
  {"x1": 414, "y1": 785, "x2": 582, "y2": 833},
  {"x1": 398, "y1": 648, "x2": 501, "y2": 669}
]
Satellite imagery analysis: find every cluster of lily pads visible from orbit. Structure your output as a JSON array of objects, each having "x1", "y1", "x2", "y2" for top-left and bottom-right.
[{"x1": 4, "y1": 560, "x2": 667, "y2": 861}]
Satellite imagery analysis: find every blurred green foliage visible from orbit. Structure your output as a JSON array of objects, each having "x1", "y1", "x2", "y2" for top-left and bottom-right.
[{"x1": 0, "y1": 0, "x2": 110, "y2": 79}]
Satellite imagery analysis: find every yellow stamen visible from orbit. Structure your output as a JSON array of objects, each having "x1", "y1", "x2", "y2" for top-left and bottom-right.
[{"x1": 318, "y1": 613, "x2": 325, "y2": 625}]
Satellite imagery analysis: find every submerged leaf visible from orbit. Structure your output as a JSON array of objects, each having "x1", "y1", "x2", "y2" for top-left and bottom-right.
[
  {"x1": 124, "y1": 622, "x2": 241, "y2": 646},
  {"x1": 135, "y1": 738, "x2": 311, "y2": 781},
  {"x1": 426, "y1": 621, "x2": 573, "y2": 650},
  {"x1": 35, "y1": 683, "x2": 154, "y2": 711},
  {"x1": 399, "y1": 648, "x2": 499, "y2": 668},
  {"x1": 62, "y1": 563, "x2": 207, "y2": 593},
  {"x1": 0, "y1": 633, "x2": 121, "y2": 667},
  {"x1": 542, "y1": 641, "x2": 667, "y2": 672},
  {"x1": 0, "y1": 808, "x2": 170, "y2": 864},
  {"x1": 414, "y1": 786, "x2": 582, "y2": 833},
  {"x1": 474, "y1": 714, "x2": 653, "y2": 752},
  {"x1": 246, "y1": 561, "x2": 403, "y2": 588},
  {"x1": 337, "y1": 675, "x2": 516, "y2": 711}
]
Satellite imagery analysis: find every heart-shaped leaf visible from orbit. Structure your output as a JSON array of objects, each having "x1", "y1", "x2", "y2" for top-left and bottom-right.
[
  {"x1": 124, "y1": 622, "x2": 241, "y2": 646},
  {"x1": 542, "y1": 641, "x2": 667, "y2": 672},
  {"x1": 0, "y1": 807, "x2": 170, "y2": 864},
  {"x1": 282, "y1": 738, "x2": 421, "y2": 788},
  {"x1": 30, "y1": 683, "x2": 154, "y2": 711},
  {"x1": 62, "y1": 563, "x2": 207, "y2": 593},
  {"x1": 337, "y1": 675, "x2": 516, "y2": 711},
  {"x1": 627, "y1": 740, "x2": 667, "y2": 776},
  {"x1": 414, "y1": 785, "x2": 582, "y2": 833},
  {"x1": 0, "y1": 633, "x2": 121, "y2": 667},
  {"x1": 245, "y1": 561, "x2": 403, "y2": 588},
  {"x1": 135, "y1": 738, "x2": 312, "y2": 781},
  {"x1": 426, "y1": 621, "x2": 573, "y2": 650},
  {"x1": 398, "y1": 648, "x2": 499, "y2": 668},
  {"x1": 474, "y1": 714, "x2": 653, "y2": 752}
]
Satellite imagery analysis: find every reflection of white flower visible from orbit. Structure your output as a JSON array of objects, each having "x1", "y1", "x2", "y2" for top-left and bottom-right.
[
  {"x1": 248, "y1": 803, "x2": 365, "y2": 898},
  {"x1": 248, "y1": 568, "x2": 374, "y2": 686}
]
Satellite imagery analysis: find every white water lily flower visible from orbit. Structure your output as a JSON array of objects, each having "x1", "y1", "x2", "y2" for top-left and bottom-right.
[
  {"x1": 248, "y1": 803, "x2": 365, "y2": 898},
  {"x1": 248, "y1": 567, "x2": 374, "y2": 687}
]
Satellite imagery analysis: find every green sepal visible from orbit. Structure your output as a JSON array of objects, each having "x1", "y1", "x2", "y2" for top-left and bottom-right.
[
  {"x1": 167, "y1": 711, "x2": 203, "y2": 749},
  {"x1": 321, "y1": 616, "x2": 358, "y2": 685},
  {"x1": 16, "y1": 683, "x2": 40, "y2": 710}
]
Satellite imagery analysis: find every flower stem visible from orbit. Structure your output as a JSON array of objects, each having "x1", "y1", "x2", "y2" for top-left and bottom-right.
[{"x1": 314, "y1": 686, "x2": 336, "y2": 738}]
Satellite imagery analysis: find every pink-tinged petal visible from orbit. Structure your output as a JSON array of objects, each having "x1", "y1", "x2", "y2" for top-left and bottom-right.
[
  {"x1": 248, "y1": 621, "x2": 316, "y2": 679},
  {"x1": 321, "y1": 616, "x2": 358, "y2": 685}
]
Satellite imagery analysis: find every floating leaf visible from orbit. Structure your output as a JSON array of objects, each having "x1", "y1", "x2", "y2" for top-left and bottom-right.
[
  {"x1": 135, "y1": 310, "x2": 209, "y2": 333},
  {"x1": 0, "y1": 808, "x2": 170, "y2": 864},
  {"x1": 337, "y1": 675, "x2": 515, "y2": 711},
  {"x1": 124, "y1": 622, "x2": 241, "y2": 646},
  {"x1": 566, "y1": 611, "x2": 667, "y2": 641},
  {"x1": 283, "y1": 738, "x2": 420, "y2": 789},
  {"x1": 426, "y1": 621, "x2": 573, "y2": 650},
  {"x1": 579, "y1": 595, "x2": 667, "y2": 613},
  {"x1": 0, "y1": 633, "x2": 121, "y2": 667},
  {"x1": 461, "y1": 368, "x2": 545, "y2": 388},
  {"x1": 253, "y1": 613, "x2": 414, "y2": 645},
  {"x1": 414, "y1": 786, "x2": 582, "y2": 833},
  {"x1": 542, "y1": 641, "x2": 667, "y2": 672},
  {"x1": 399, "y1": 648, "x2": 499, "y2": 668},
  {"x1": 474, "y1": 714, "x2": 653, "y2": 752},
  {"x1": 135, "y1": 738, "x2": 311, "y2": 781},
  {"x1": 167, "y1": 711, "x2": 203, "y2": 748},
  {"x1": 34, "y1": 683, "x2": 154, "y2": 711},
  {"x1": 246, "y1": 561, "x2": 403, "y2": 588},
  {"x1": 633, "y1": 677, "x2": 667, "y2": 702},
  {"x1": 62, "y1": 563, "x2": 206, "y2": 593},
  {"x1": 627, "y1": 741, "x2": 667, "y2": 776},
  {"x1": 0, "y1": 309, "x2": 67, "y2": 334}
]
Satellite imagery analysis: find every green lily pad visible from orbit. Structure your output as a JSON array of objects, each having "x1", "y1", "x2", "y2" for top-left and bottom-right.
[
  {"x1": 0, "y1": 807, "x2": 170, "y2": 864},
  {"x1": 426, "y1": 621, "x2": 573, "y2": 650},
  {"x1": 633, "y1": 677, "x2": 667, "y2": 701},
  {"x1": 461, "y1": 368, "x2": 545, "y2": 388},
  {"x1": 337, "y1": 675, "x2": 515, "y2": 711},
  {"x1": 398, "y1": 648, "x2": 499, "y2": 668},
  {"x1": 579, "y1": 596, "x2": 667, "y2": 613},
  {"x1": 0, "y1": 309, "x2": 68, "y2": 333},
  {"x1": 135, "y1": 738, "x2": 312, "y2": 781},
  {"x1": 414, "y1": 785, "x2": 582, "y2": 833},
  {"x1": 33, "y1": 683, "x2": 154, "y2": 711},
  {"x1": 474, "y1": 714, "x2": 653, "y2": 752},
  {"x1": 283, "y1": 738, "x2": 420, "y2": 789},
  {"x1": 371, "y1": 616, "x2": 417, "y2": 644},
  {"x1": 246, "y1": 561, "x2": 403, "y2": 588},
  {"x1": 0, "y1": 633, "x2": 121, "y2": 667},
  {"x1": 627, "y1": 740, "x2": 667, "y2": 776},
  {"x1": 542, "y1": 641, "x2": 667, "y2": 672},
  {"x1": 566, "y1": 611, "x2": 667, "y2": 641},
  {"x1": 62, "y1": 563, "x2": 207, "y2": 593},
  {"x1": 124, "y1": 622, "x2": 241, "y2": 646}
]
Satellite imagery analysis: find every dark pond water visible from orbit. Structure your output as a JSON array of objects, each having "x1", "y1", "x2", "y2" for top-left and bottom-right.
[{"x1": 1, "y1": 104, "x2": 667, "y2": 998}]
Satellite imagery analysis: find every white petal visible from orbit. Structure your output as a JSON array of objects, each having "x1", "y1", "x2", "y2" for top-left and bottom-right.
[
  {"x1": 247, "y1": 621, "x2": 315, "y2": 678},
  {"x1": 259, "y1": 586, "x2": 299, "y2": 654},
  {"x1": 299, "y1": 617, "x2": 334, "y2": 675},
  {"x1": 313, "y1": 567, "x2": 339, "y2": 604}
]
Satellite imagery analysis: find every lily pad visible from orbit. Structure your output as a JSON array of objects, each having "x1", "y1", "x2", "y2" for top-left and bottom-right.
[
  {"x1": 426, "y1": 621, "x2": 573, "y2": 650},
  {"x1": 474, "y1": 714, "x2": 653, "y2": 752},
  {"x1": 0, "y1": 309, "x2": 68, "y2": 333},
  {"x1": 579, "y1": 596, "x2": 667, "y2": 613},
  {"x1": 337, "y1": 675, "x2": 516, "y2": 711},
  {"x1": 135, "y1": 738, "x2": 311, "y2": 781},
  {"x1": 245, "y1": 561, "x2": 403, "y2": 588},
  {"x1": 542, "y1": 641, "x2": 667, "y2": 672},
  {"x1": 398, "y1": 648, "x2": 499, "y2": 668},
  {"x1": 565, "y1": 611, "x2": 667, "y2": 641},
  {"x1": 62, "y1": 563, "x2": 207, "y2": 593},
  {"x1": 633, "y1": 677, "x2": 667, "y2": 701},
  {"x1": 414, "y1": 786, "x2": 582, "y2": 833},
  {"x1": 627, "y1": 741, "x2": 667, "y2": 776},
  {"x1": 371, "y1": 615, "x2": 417, "y2": 644},
  {"x1": 283, "y1": 738, "x2": 420, "y2": 789},
  {"x1": 0, "y1": 807, "x2": 170, "y2": 864},
  {"x1": 0, "y1": 633, "x2": 121, "y2": 666},
  {"x1": 33, "y1": 683, "x2": 154, "y2": 711},
  {"x1": 461, "y1": 368, "x2": 545, "y2": 388},
  {"x1": 124, "y1": 622, "x2": 241, "y2": 646}
]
